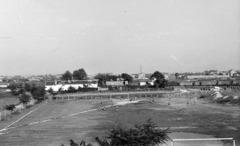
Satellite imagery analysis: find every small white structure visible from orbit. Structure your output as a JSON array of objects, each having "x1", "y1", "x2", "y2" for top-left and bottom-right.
[{"x1": 213, "y1": 86, "x2": 222, "y2": 92}]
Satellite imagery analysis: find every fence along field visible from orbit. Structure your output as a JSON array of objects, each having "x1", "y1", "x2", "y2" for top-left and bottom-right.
[
  {"x1": 53, "y1": 90, "x2": 186, "y2": 100},
  {"x1": 0, "y1": 92, "x2": 19, "y2": 122}
]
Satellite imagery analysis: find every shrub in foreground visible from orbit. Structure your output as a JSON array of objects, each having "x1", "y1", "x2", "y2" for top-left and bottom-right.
[
  {"x1": 5, "y1": 104, "x2": 16, "y2": 112},
  {"x1": 62, "y1": 119, "x2": 170, "y2": 146}
]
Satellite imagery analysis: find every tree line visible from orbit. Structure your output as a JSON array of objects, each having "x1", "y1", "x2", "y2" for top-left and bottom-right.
[
  {"x1": 61, "y1": 68, "x2": 167, "y2": 88},
  {"x1": 61, "y1": 68, "x2": 87, "y2": 81}
]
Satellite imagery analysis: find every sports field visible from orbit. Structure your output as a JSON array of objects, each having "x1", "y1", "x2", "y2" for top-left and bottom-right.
[{"x1": 0, "y1": 91, "x2": 240, "y2": 146}]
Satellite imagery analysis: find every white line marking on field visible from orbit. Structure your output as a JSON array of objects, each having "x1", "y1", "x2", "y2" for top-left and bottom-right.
[
  {"x1": 3, "y1": 105, "x2": 42, "y2": 130},
  {"x1": 0, "y1": 101, "x2": 140, "y2": 133},
  {"x1": 0, "y1": 104, "x2": 113, "y2": 133},
  {"x1": 0, "y1": 102, "x2": 48, "y2": 132},
  {"x1": 28, "y1": 122, "x2": 40, "y2": 125}
]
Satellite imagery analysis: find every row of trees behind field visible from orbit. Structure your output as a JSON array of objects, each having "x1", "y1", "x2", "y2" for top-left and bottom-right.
[{"x1": 61, "y1": 68, "x2": 167, "y2": 88}]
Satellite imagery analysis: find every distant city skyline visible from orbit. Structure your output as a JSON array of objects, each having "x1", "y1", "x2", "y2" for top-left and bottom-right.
[{"x1": 0, "y1": 0, "x2": 239, "y2": 76}]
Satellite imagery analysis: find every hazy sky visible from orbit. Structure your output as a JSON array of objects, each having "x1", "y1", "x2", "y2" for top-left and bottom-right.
[{"x1": 0, "y1": 0, "x2": 239, "y2": 76}]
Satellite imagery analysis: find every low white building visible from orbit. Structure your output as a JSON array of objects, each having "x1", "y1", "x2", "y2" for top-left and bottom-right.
[
  {"x1": 0, "y1": 82, "x2": 9, "y2": 88},
  {"x1": 45, "y1": 80, "x2": 98, "y2": 92},
  {"x1": 45, "y1": 81, "x2": 58, "y2": 91}
]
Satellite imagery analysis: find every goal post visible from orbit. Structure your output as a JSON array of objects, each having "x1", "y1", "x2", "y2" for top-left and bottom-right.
[{"x1": 171, "y1": 138, "x2": 236, "y2": 146}]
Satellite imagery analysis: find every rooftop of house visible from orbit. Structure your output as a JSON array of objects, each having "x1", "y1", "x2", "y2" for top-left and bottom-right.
[
  {"x1": 45, "y1": 81, "x2": 56, "y2": 86},
  {"x1": 64, "y1": 80, "x2": 98, "y2": 84},
  {"x1": 132, "y1": 79, "x2": 153, "y2": 82}
]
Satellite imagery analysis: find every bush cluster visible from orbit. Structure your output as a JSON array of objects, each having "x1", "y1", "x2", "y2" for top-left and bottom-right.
[
  {"x1": 61, "y1": 119, "x2": 170, "y2": 146},
  {"x1": 54, "y1": 86, "x2": 98, "y2": 94}
]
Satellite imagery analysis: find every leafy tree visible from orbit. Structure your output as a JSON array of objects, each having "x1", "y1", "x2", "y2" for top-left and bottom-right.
[
  {"x1": 94, "y1": 73, "x2": 107, "y2": 86},
  {"x1": 73, "y1": 68, "x2": 87, "y2": 80},
  {"x1": 96, "y1": 119, "x2": 170, "y2": 146},
  {"x1": 121, "y1": 73, "x2": 133, "y2": 83},
  {"x1": 31, "y1": 86, "x2": 46, "y2": 100},
  {"x1": 94, "y1": 74, "x2": 107, "y2": 86},
  {"x1": 150, "y1": 71, "x2": 167, "y2": 88},
  {"x1": 18, "y1": 88, "x2": 26, "y2": 94},
  {"x1": 204, "y1": 71, "x2": 211, "y2": 75},
  {"x1": 8, "y1": 84, "x2": 17, "y2": 91},
  {"x1": 2, "y1": 78, "x2": 8, "y2": 82},
  {"x1": 62, "y1": 119, "x2": 170, "y2": 146},
  {"x1": 109, "y1": 75, "x2": 118, "y2": 81},
  {"x1": 11, "y1": 89, "x2": 20, "y2": 96},
  {"x1": 94, "y1": 73, "x2": 119, "y2": 86},
  {"x1": 61, "y1": 70, "x2": 72, "y2": 81},
  {"x1": 24, "y1": 83, "x2": 32, "y2": 92},
  {"x1": 68, "y1": 86, "x2": 77, "y2": 93},
  {"x1": 19, "y1": 93, "x2": 31, "y2": 105},
  {"x1": 48, "y1": 87, "x2": 54, "y2": 95},
  {"x1": 5, "y1": 104, "x2": 16, "y2": 112},
  {"x1": 77, "y1": 86, "x2": 83, "y2": 92},
  {"x1": 175, "y1": 73, "x2": 179, "y2": 80}
]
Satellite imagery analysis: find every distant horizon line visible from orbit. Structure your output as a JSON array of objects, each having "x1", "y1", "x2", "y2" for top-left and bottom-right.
[{"x1": 1, "y1": 69, "x2": 239, "y2": 77}]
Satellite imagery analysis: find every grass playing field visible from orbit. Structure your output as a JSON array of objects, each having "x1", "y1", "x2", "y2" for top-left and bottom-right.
[{"x1": 0, "y1": 91, "x2": 240, "y2": 146}]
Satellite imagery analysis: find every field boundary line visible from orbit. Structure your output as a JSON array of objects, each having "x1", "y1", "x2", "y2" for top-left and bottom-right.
[
  {"x1": 0, "y1": 104, "x2": 113, "y2": 133},
  {"x1": 0, "y1": 101, "x2": 47, "y2": 132},
  {"x1": 0, "y1": 100, "x2": 147, "y2": 133}
]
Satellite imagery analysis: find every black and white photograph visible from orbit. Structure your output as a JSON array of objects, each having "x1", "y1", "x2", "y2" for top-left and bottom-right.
[{"x1": 0, "y1": 0, "x2": 240, "y2": 146}]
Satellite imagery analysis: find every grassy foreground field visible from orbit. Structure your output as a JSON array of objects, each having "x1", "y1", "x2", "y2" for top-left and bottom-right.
[{"x1": 0, "y1": 93, "x2": 240, "y2": 146}]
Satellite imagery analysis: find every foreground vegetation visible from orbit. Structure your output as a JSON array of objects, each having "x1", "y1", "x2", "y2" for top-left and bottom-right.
[{"x1": 62, "y1": 119, "x2": 170, "y2": 146}]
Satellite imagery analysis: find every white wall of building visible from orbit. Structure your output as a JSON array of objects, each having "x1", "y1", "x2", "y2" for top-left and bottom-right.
[{"x1": 45, "y1": 83, "x2": 98, "y2": 92}]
